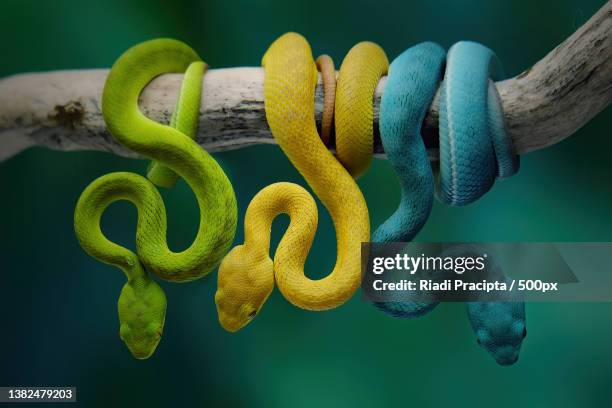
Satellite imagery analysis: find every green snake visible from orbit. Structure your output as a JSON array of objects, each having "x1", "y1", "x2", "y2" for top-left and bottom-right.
[{"x1": 74, "y1": 39, "x2": 237, "y2": 359}]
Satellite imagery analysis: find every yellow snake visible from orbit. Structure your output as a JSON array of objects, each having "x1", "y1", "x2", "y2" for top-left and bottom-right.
[
  {"x1": 336, "y1": 42, "x2": 389, "y2": 177},
  {"x1": 215, "y1": 33, "x2": 388, "y2": 332}
]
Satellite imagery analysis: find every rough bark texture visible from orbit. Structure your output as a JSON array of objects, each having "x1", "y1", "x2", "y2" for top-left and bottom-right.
[{"x1": 0, "y1": 1, "x2": 610, "y2": 162}]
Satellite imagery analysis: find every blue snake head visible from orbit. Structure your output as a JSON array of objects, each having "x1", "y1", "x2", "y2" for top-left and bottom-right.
[
  {"x1": 117, "y1": 278, "x2": 167, "y2": 359},
  {"x1": 467, "y1": 301, "x2": 527, "y2": 366},
  {"x1": 215, "y1": 245, "x2": 274, "y2": 332}
]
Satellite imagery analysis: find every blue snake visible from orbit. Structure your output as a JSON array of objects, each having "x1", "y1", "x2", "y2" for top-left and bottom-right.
[{"x1": 372, "y1": 41, "x2": 525, "y2": 365}]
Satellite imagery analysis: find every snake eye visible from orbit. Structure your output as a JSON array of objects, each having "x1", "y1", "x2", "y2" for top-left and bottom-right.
[
  {"x1": 522, "y1": 327, "x2": 527, "y2": 338},
  {"x1": 476, "y1": 338, "x2": 482, "y2": 346},
  {"x1": 247, "y1": 310, "x2": 257, "y2": 319}
]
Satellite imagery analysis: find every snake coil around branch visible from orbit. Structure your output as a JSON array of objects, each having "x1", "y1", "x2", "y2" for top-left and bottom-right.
[{"x1": 0, "y1": 1, "x2": 611, "y2": 161}]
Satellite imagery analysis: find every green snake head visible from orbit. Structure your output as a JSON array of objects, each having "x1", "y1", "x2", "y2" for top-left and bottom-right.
[
  {"x1": 215, "y1": 245, "x2": 274, "y2": 332},
  {"x1": 117, "y1": 277, "x2": 167, "y2": 359}
]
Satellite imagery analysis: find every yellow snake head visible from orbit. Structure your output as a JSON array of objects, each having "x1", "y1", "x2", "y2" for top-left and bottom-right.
[
  {"x1": 117, "y1": 278, "x2": 167, "y2": 359},
  {"x1": 215, "y1": 245, "x2": 274, "y2": 332}
]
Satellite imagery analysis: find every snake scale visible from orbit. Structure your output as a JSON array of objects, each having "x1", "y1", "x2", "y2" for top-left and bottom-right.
[{"x1": 74, "y1": 39, "x2": 237, "y2": 359}]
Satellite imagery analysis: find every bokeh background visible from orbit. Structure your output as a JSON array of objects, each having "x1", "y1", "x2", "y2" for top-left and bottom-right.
[{"x1": 1, "y1": 0, "x2": 611, "y2": 406}]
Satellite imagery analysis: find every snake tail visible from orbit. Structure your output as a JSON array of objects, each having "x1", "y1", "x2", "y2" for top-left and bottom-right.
[
  {"x1": 315, "y1": 54, "x2": 336, "y2": 146},
  {"x1": 146, "y1": 60, "x2": 207, "y2": 188}
]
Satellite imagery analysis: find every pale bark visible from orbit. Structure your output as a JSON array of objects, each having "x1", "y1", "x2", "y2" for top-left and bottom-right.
[{"x1": 0, "y1": 1, "x2": 610, "y2": 161}]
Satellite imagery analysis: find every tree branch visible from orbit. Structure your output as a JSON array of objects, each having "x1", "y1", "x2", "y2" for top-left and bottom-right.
[{"x1": 0, "y1": 1, "x2": 610, "y2": 162}]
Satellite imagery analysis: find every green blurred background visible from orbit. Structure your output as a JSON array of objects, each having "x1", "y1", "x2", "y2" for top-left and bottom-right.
[{"x1": 1, "y1": 0, "x2": 611, "y2": 406}]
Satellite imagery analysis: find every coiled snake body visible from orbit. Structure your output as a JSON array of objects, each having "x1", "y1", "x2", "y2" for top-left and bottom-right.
[
  {"x1": 215, "y1": 33, "x2": 388, "y2": 332},
  {"x1": 74, "y1": 39, "x2": 237, "y2": 358},
  {"x1": 373, "y1": 42, "x2": 525, "y2": 365}
]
